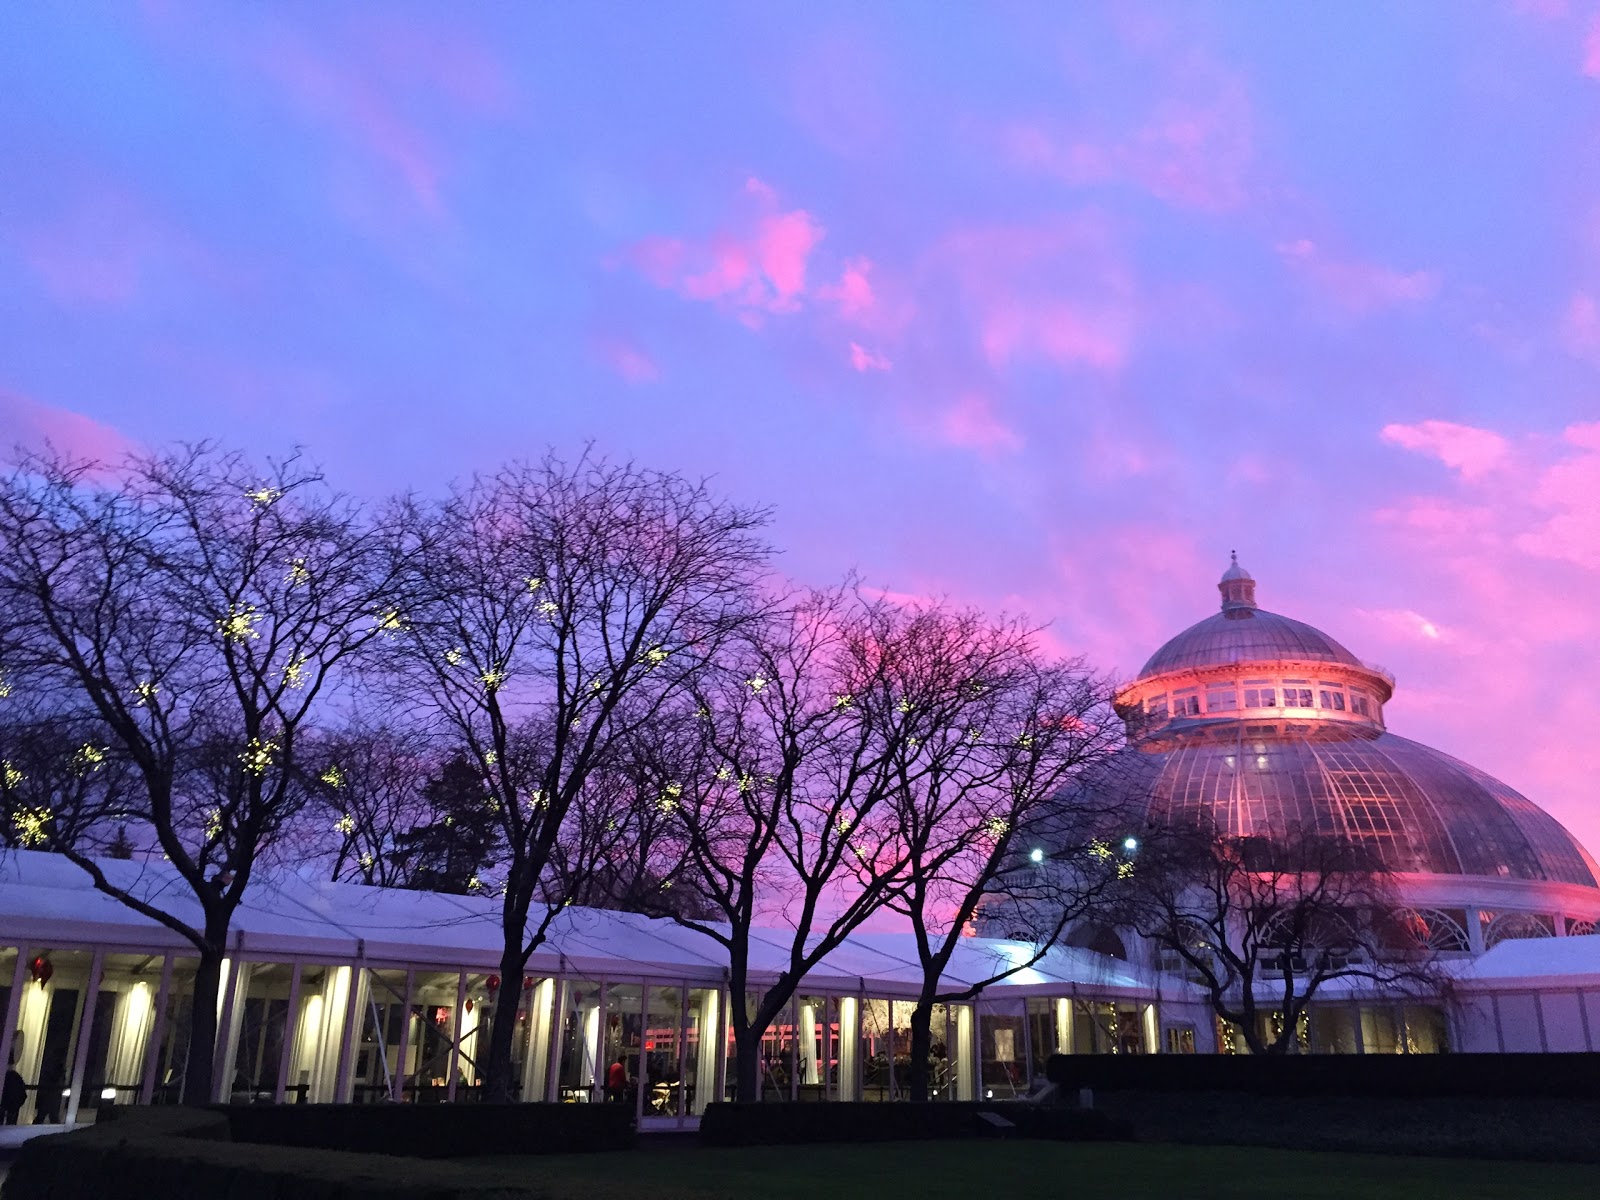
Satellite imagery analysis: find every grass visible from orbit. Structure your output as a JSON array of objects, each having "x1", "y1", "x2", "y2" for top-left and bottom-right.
[{"x1": 468, "y1": 1141, "x2": 1600, "y2": 1200}]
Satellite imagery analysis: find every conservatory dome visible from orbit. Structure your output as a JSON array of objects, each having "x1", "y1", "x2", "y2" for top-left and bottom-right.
[{"x1": 1110, "y1": 558, "x2": 1600, "y2": 898}]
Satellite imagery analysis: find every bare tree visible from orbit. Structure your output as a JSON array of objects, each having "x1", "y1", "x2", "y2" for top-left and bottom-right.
[
  {"x1": 872, "y1": 613, "x2": 1127, "y2": 1101},
  {"x1": 305, "y1": 723, "x2": 439, "y2": 886},
  {"x1": 1120, "y1": 821, "x2": 1439, "y2": 1054},
  {"x1": 382, "y1": 451, "x2": 769, "y2": 1101},
  {"x1": 0, "y1": 445, "x2": 408, "y2": 1102},
  {"x1": 637, "y1": 589, "x2": 1009, "y2": 1102}
]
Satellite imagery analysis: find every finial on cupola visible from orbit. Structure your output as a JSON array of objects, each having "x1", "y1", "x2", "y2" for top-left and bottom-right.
[{"x1": 1218, "y1": 550, "x2": 1257, "y2": 613}]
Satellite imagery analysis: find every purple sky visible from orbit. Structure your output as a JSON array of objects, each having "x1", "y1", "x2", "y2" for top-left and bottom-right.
[{"x1": 3, "y1": 2, "x2": 1599, "y2": 856}]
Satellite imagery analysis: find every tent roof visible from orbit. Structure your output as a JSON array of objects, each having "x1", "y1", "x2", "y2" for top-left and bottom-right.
[{"x1": 0, "y1": 850, "x2": 1166, "y2": 999}]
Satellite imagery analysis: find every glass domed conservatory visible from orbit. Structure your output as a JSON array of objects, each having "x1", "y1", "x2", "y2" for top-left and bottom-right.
[{"x1": 1110, "y1": 555, "x2": 1600, "y2": 953}]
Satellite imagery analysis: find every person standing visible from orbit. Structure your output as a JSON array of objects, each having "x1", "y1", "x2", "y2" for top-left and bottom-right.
[{"x1": 2, "y1": 1060, "x2": 26, "y2": 1125}]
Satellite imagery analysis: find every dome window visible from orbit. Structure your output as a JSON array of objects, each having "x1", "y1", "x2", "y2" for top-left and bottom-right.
[
  {"x1": 1244, "y1": 686, "x2": 1276, "y2": 708},
  {"x1": 1205, "y1": 685, "x2": 1237, "y2": 712},
  {"x1": 1319, "y1": 688, "x2": 1346, "y2": 712},
  {"x1": 1283, "y1": 687, "x2": 1314, "y2": 709},
  {"x1": 1350, "y1": 692, "x2": 1372, "y2": 717}
]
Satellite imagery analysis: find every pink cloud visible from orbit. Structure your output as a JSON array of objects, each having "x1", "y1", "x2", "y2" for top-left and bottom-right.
[
  {"x1": 1382, "y1": 420, "x2": 1509, "y2": 480},
  {"x1": 594, "y1": 339, "x2": 660, "y2": 384},
  {"x1": 1585, "y1": 16, "x2": 1600, "y2": 77},
  {"x1": 0, "y1": 389, "x2": 137, "y2": 465},
  {"x1": 939, "y1": 393, "x2": 1021, "y2": 455},
  {"x1": 819, "y1": 257, "x2": 877, "y2": 321},
  {"x1": 1278, "y1": 238, "x2": 1438, "y2": 313},
  {"x1": 623, "y1": 179, "x2": 827, "y2": 320},
  {"x1": 849, "y1": 343, "x2": 891, "y2": 372}
]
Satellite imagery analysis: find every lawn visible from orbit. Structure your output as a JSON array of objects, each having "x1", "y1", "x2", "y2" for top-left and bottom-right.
[{"x1": 470, "y1": 1142, "x2": 1600, "y2": 1200}]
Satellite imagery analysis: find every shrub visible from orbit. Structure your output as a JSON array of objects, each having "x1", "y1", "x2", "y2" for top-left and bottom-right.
[
  {"x1": 223, "y1": 1102, "x2": 635, "y2": 1157},
  {"x1": 698, "y1": 1101, "x2": 1128, "y2": 1146},
  {"x1": 1044, "y1": 1052, "x2": 1600, "y2": 1099}
]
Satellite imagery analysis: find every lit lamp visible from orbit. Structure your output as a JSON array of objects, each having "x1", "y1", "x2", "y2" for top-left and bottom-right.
[
  {"x1": 97, "y1": 1086, "x2": 117, "y2": 1124},
  {"x1": 1029, "y1": 848, "x2": 1045, "y2": 865}
]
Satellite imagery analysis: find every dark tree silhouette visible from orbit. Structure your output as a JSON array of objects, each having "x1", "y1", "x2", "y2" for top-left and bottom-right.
[{"x1": 0, "y1": 444, "x2": 409, "y2": 1102}]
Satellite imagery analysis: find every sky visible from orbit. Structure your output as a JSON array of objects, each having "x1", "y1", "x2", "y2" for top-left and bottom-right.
[{"x1": 2, "y1": 1, "x2": 1598, "y2": 856}]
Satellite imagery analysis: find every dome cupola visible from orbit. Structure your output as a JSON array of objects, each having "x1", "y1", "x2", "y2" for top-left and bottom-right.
[{"x1": 1219, "y1": 551, "x2": 1257, "y2": 614}]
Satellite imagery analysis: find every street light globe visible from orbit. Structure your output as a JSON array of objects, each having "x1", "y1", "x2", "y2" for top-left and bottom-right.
[
  {"x1": 1029, "y1": 847, "x2": 1045, "y2": 864},
  {"x1": 1122, "y1": 836, "x2": 1139, "y2": 853}
]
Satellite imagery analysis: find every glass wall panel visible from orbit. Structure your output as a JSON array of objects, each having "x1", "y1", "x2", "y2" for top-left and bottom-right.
[
  {"x1": 287, "y1": 965, "x2": 358, "y2": 1103},
  {"x1": 642, "y1": 986, "x2": 682, "y2": 1116},
  {"x1": 1072, "y1": 1000, "x2": 1150, "y2": 1055},
  {"x1": 1359, "y1": 1006, "x2": 1403, "y2": 1054},
  {"x1": 349, "y1": 969, "x2": 407, "y2": 1103},
  {"x1": 86, "y1": 952, "x2": 160, "y2": 1110},
  {"x1": 603, "y1": 983, "x2": 642, "y2": 1110},
  {"x1": 77, "y1": 987, "x2": 118, "y2": 1113},
  {"x1": 404, "y1": 970, "x2": 462, "y2": 1103},
  {"x1": 1403, "y1": 1006, "x2": 1449, "y2": 1054},
  {"x1": 978, "y1": 1001, "x2": 1026, "y2": 1098},
  {"x1": 682, "y1": 987, "x2": 718, "y2": 1114},
  {"x1": 556, "y1": 980, "x2": 600, "y2": 1102},
  {"x1": 1026, "y1": 998, "x2": 1054, "y2": 1085},
  {"x1": 229, "y1": 963, "x2": 293, "y2": 1102},
  {"x1": 151, "y1": 958, "x2": 199, "y2": 1103},
  {"x1": 1308, "y1": 1007, "x2": 1359, "y2": 1054},
  {"x1": 8, "y1": 949, "x2": 95, "y2": 1122},
  {"x1": 796, "y1": 994, "x2": 828, "y2": 1102},
  {"x1": 859, "y1": 998, "x2": 891, "y2": 1101},
  {"x1": 457, "y1": 972, "x2": 499, "y2": 1100}
]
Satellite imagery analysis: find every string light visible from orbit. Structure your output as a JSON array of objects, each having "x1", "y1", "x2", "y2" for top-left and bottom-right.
[
  {"x1": 286, "y1": 558, "x2": 311, "y2": 588},
  {"x1": 133, "y1": 680, "x2": 158, "y2": 706},
  {"x1": 746, "y1": 676, "x2": 768, "y2": 692},
  {"x1": 657, "y1": 782, "x2": 682, "y2": 813},
  {"x1": 374, "y1": 609, "x2": 407, "y2": 637},
  {"x1": 444, "y1": 647, "x2": 463, "y2": 667},
  {"x1": 334, "y1": 814, "x2": 356, "y2": 836},
  {"x1": 74, "y1": 744, "x2": 108, "y2": 773},
  {"x1": 480, "y1": 666, "x2": 507, "y2": 693},
  {"x1": 13, "y1": 807, "x2": 51, "y2": 848},
  {"x1": 1, "y1": 761, "x2": 22, "y2": 789},
  {"x1": 984, "y1": 817, "x2": 1010, "y2": 839},
  {"x1": 239, "y1": 738, "x2": 278, "y2": 776},
  {"x1": 526, "y1": 577, "x2": 543, "y2": 593},
  {"x1": 217, "y1": 605, "x2": 261, "y2": 643},
  {"x1": 0, "y1": 670, "x2": 11, "y2": 699},
  {"x1": 203, "y1": 808, "x2": 222, "y2": 840},
  {"x1": 833, "y1": 693, "x2": 853, "y2": 710},
  {"x1": 245, "y1": 486, "x2": 281, "y2": 507},
  {"x1": 283, "y1": 656, "x2": 309, "y2": 689},
  {"x1": 320, "y1": 764, "x2": 344, "y2": 788}
]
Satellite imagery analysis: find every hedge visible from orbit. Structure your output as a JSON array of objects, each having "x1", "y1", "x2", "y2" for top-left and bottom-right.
[
  {"x1": 224, "y1": 1102, "x2": 635, "y2": 1157},
  {"x1": 698, "y1": 1101, "x2": 1129, "y2": 1146},
  {"x1": 0, "y1": 1105, "x2": 635, "y2": 1200},
  {"x1": 1045, "y1": 1051, "x2": 1600, "y2": 1098}
]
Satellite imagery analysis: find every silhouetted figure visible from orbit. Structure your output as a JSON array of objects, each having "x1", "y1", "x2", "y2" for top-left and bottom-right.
[{"x1": 2, "y1": 1062, "x2": 26, "y2": 1125}]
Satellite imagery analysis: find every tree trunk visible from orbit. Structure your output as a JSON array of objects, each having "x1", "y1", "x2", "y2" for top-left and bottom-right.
[
  {"x1": 906, "y1": 997, "x2": 935, "y2": 1103},
  {"x1": 182, "y1": 946, "x2": 223, "y2": 1105},
  {"x1": 481, "y1": 944, "x2": 527, "y2": 1103},
  {"x1": 733, "y1": 1023, "x2": 762, "y2": 1103}
]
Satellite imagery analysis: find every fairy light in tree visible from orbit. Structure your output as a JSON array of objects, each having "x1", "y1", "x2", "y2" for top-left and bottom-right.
[
  {"x1": 1117, "y1": 861, "x2": 1135, "y2": 880},
  {"x1": 657, "y1": 781, "x2": 682, "y2": 813},
  {"x1": 526, "y1": 577, "x2": 543, "y2": 593},
  {"x1": 133, "y1": 679, "x2": 158, "y2": 707},
  {"x1": 536, "y1": 599, "x2": 559, "y2": 622},
  {"x1": 359, "y1": 853, "x2": 374, "y2": 870},
  {"x1": 966, "y1": 727, "x2": 982, "y2": 743},
  {"x1": 13, "y1": 807, "x2": 51, "y2": 848},
  {"x1": 283, "y1": 656, "x2": 310, "y2": 689},
  {"x1": 1, "y1": 761, "x2": 22, "y2": 789},
  {"x1": 983, "y1": 816, "x2": 1010, "y2": 839},
  {"x1": 444, "y1": 647, "x2": 463, "y2": 667},
  {"x1": 467, "y1": 874, "x2": 484, "y2": 892},
  {"x1": 484, "y1": 751, "x2": 498, "y2": 766},
  {"x1": 239, "y1": 738, "x2": 278, "y2": 777},
  {"x1": 746, "y1": 676, "x2": 768, "y2": 692},
  {"x1": 526, "y1": 790, "x2": 547, "y2": 813},
  {"x1": 833, "y1": 693, "x2": 853, "y2": 710},
  {"x1": 835, "y1": 807, "x2": 854, "y2": 835},
  {"x1": 0, "y1": 669, "x2": 11, "y2": 699},
  {"x1": 737, "y1": 773, "x2": 756, "y2": 794},
  {"x1": 644, "y1": 645, "x2": 670, "y2": 670},
  {"x1": 334, "y1": 814, "x2": 356, "y2": 836},
  {"x1": 715, "y1": 766, "x2": 732, "y2": 781},
  {"x1": 1089, "y1": 839, "x2": 1112, "y2": 861},
  {"x1": 897, "y1": 698, "x2": 914, "y2": 714},
  {"x1": 320, "y1": 764, "x2": 344, "y2": 789},
  {"x1": 74, "y1": 744, "x2": 108, "y2": 773},
  {"x1": 480, "y1": 666, "x2": 507, "y2": 693},
  {"x1": 217, "y1": 605, "x2": 262, "y2": 643},
  {"x1": 246, "y1": 486, "x2": 281, "y2": 507},
  {"x1": 203, "y1": 808, "x2": 223, "y2": 841},
  {"x1": 286, "y1": 557, "x2": 311, "y2": 588},
  {"x1": 375, "y1": 608, "x2": 407, "y2": 637}
]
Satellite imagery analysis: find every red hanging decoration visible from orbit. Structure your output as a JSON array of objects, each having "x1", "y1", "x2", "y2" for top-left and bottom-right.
[
  {"x1": 28, "y1": 956, "x2": 52, "y2": 986},
  {"x1": 486, "y1": 974, "x2": 501, "y2": 993},
  {"x1": 522, "y1": 975, "x2": 535, "y2": 990},
  {"x1": 465, "y1": 998, "x2": 474, "y2": 1014},
  {"x1": 434, "y1": 1006, "x2": 449, "y2": 1026}
]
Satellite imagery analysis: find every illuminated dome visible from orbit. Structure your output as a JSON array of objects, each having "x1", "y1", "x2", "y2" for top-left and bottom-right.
[{"x1": 1107, "y1": 557, "x2": 1600, "y2": 943}]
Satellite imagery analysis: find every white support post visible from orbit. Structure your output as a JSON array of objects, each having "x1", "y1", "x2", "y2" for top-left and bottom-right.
[
  {"x1": 274, "y1": 963, "x2": 303, "y2": 1104},
  {"x1": 333, "y1": 965, "x2": 365, "y2": 1103},
  {"x1": 211, "y1": 958, "x2": 244, "y2": 1102},
  {"x1": 392, "y1": 969, "x2": 415, "y2": 1102},
  {"x1": 446, "y1": 971, "x2": 467, "y2": 1102},
  {"x1": 63, "y1": 950, "x2": 105, "y2": 1124}
]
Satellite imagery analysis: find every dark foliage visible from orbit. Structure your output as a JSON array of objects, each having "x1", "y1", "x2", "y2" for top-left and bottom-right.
[{"x1": 697, "y1": 1100, "x2": 1129, "y2": 1146}]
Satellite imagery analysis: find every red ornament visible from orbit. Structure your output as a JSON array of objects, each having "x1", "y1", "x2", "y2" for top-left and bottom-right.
[
  {"x1": 434, "y1": 1006, "x2": 449, "y2": 1026},
  {"x1": 465, "y1": 998, "x2": 474, "y2": 1014},
  {"x1": 28, "y1": 956, "x2": 52, "y2": 986},
  {"x1": 486, "y1": 975, "x2": 501, "y2": 993},
  {"x1": 522, "y1": 975, "x2": 535, "y2": 990}
]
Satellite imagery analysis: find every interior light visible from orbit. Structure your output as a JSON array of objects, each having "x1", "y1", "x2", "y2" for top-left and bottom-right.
[
  {"x1": 1029, "y1": 848, "x2": 1045, "y2": 864},
  {"x1": 100, "y1": 1087, "x2": 117, "y2": 1101},
  {"x1": 1123, "y1": 837, "x2": 1139, "y2": 853}
]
